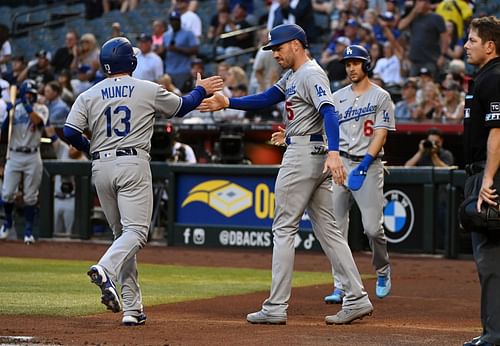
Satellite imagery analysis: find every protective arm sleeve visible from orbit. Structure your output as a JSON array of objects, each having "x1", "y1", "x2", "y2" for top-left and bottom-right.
[
  {"x1": 229, "y1": 86, "x2": 285, "y2": 110},
  {"x1": 63, "y1": 126, "x2": 90, "y2": 154},
  {"x1": 320, "y1": 103, "x2": 339, "y2": 151},
  {"x1": 177, "y1": 86, "x2": 207, "y2": 117}
]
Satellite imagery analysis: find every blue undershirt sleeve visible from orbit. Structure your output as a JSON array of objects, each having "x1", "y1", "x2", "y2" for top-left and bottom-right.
[
  {"x1": 320, "y1": 103, "x2": 340, "y2": 151},
  {"x1": 177, "y1": 86, "x2": 207, "y2": 117},
  {"x1": 63, "y1": 126, "x2": 90, "y2": 154},
  {"x1": 228, "y1": 86, "x2": 285, "y2": 110}
]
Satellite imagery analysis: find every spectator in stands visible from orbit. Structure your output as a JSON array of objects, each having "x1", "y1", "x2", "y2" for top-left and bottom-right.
[
  {"x1": 217, "y1": 61, "x2": 232, "y2": 97},
  {"x1": 395, "y1": 78, "x2": 418, "y2": 120},
  {"x1": 110, "y1": 22, "x2": 123, "y2": 38},
  {"x1": 369, "y1": 41, "x2": 384, "y2": 68},
  {"x1": 435, "y1": 0, "x2": 472, "y2": 39},
  {"x1": 158, "y1": 73, "x2": 182, "y2": 95},
  {"x1": 440, "y1": 80, "x2": 464, "y2": 122},
  {"x1": 274, "y1": 0, "x2": 318, "y2": 43},
  {"x1": 181, "y1": 58, "x2": 204, "y2": 94},
  {"x1": 3, "y1": 55, "x2": 25, "y2": 86},
  {"x1": 71, "y1": 33, "x2": 100, "y2": 82},
  {"x1": 404, "y1": 127, "x2": 454, "y2": 167},
  {"x1": 173, "y1": 0, "x2": 203, "y2": 39},
  {"x1": 0, "y1": 77, "x2": 8, "y2": 103},
  {"x1": 443, "y1": 58, "x2": 467, "y2": 91},
  {"x1": 57, "y1": 69, "x2": 75, "y2": 106},
  {"x1": 103, "y1": 0, "x2": 138, "y2": 13},
  {"x1": 133, "y1": 33, "x2": 164, "y2": 82},
  {"x1": 152, "y1": 19, "x2": 167, "y2": 59},
  {"x1": 216, "y1": 2, "x2": 254, "y2": 66},
  {"x1": 19, "y1": 50, "x2": 55, "y2": 88},
  {"x1": 372, "y1": 40, "x2": 403, "y2": 86},
  {"x1": 398, "y1": 0, "x2": 447, "y2": 79},
  {"x1": 443, "y1": 20, "x2": 465, "y2": 61},
  {"x1": 414, "y1": 82, "x2": 443, "y2": 120},
  {"x1": 320, "y1": 36, "x2": 350, "y2": 91},
  {"x1": 51, "y1": 31, "x2": 79, "y2": 75},
  {"x1": 0, "y1": 24, "x2": 11, "y2": 79},
  {"x1": 163, "y1": 11, "x2": 199, "y2": 88},
  {"x1": 385, "y1": 0, "x2": 401, "y2": 23},
  {"x1": 248, "y1": 28, "x2": 282, "y2": 94},
  {"x1": 44, "y1": 81, "x2": 70, "y2": 127},
  {"x1": 225, "y1": 66, "x2": 248, "y2": 95},
  {"x1": 343, "y1": 18, "x2": 361, "y2": 46},
  {"x1": 208, "y1": 0, "x2": 231, "y2": 41},
  {"x1": 71, "y1": 64, "x2": 93, "y2": 97},
  {"x1": 358, "y1": 22, "x2": 375, "y2": 49}
]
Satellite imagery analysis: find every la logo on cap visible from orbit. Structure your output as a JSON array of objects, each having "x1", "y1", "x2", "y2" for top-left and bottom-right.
[
  {"x1": 268, "y1": 32, "x2": 272, "y2": 41},
  {"x1": 346, "y1": 47, "x2": 352, "y2": 55}
]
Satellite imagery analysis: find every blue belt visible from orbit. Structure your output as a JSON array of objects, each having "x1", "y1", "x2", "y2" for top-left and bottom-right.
[
  {"x1": 91, "y1": 147, "x2": 137, "y2": 160},
  {"x1": 285, "y1": 134, "x2": 324, "y2": 145}
]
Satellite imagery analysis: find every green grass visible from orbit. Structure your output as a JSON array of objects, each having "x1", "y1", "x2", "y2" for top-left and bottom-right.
[{"x1": 0, "y1": 257, "x2": 353, "y2": 317}]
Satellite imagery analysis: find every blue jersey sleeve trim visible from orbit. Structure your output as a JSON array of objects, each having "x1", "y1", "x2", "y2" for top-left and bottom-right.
[
  {"x1": 320, "y1": 103, "x2": 340, "y2": 151},
  {"x1": 177, "y1": 86, "x2": 207, "y2": 117},
  {"x1": 63, "y1": 125, "x2": 90, "y2": 154},
  {"x1": 229, "y1": 86, "x2": 285, "y2": 110}
]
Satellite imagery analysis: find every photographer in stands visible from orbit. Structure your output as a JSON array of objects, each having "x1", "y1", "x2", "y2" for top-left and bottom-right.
[{"x1": 404, "y1": 127, "x2": 454, "y2": 167}]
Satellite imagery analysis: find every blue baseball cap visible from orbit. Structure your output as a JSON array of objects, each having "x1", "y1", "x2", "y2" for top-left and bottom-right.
[{"x1": 170, "y1": 11, "x2": 181, "y2": 20}]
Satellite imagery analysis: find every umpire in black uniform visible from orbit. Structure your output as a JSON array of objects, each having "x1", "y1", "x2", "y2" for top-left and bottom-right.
[{"x1": 462, "y1": 16, "x2": 500, "y2": 346}]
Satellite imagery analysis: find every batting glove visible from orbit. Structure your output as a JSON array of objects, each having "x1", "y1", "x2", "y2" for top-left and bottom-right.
[{"x1": 348, "y1": 154, "x2": 374, "y2": 191}]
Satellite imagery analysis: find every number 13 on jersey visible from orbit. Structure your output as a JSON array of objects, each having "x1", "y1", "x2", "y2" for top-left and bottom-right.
[{"x1": 105, "y1": 105, "x2": 131, "y2": 137}]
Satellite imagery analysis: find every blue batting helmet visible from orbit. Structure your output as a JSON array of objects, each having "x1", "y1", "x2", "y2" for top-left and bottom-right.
[
  {"x1": 19, "y1": 79, "x2": 38, "y2": 100},
  {"x1": 262, "y1": 24, "x2": 308, "y2": 51},
  {"x1": 340, "y1": 45, "x2": 371, "y2": 72},
  {"x1": 99, "y1": 37, "x2": 138, "y2": 75}
]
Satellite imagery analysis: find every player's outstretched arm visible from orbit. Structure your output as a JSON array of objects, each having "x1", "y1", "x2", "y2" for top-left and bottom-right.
[
  {"x1": 197, "y1": 92, "x2": 229, "y2": 112},
  {"x1": 195, "y1": 72, "x2": 224, "y2": 95}
]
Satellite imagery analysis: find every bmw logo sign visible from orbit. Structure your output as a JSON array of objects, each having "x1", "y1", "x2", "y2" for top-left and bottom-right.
[{"x1": 383, "y1": 190, "x2": 414, "y2": 243}]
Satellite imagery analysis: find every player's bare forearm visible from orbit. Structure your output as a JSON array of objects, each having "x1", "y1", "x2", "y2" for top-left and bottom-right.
[
  {"x1": 195, "y1": 73, "x2": 224, "y2": 95},
  {"x1": 197, "y1": 92, "x2": 228, "y2": 112},
  {"x1": 367, "y1": 128, "x2": 387, "y2": 157}
]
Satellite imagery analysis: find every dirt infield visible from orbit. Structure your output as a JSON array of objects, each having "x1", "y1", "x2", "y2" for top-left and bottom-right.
[{"x1": 0, "y1": 241, "x2": 481, "y2": 346}]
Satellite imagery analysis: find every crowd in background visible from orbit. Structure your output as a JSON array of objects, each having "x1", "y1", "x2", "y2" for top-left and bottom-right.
[{"x1": 0, "y1": 0, "x2": 498, "y2": 159}]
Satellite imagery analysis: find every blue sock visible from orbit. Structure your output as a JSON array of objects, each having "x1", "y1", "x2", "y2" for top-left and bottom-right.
[
  {"x1": 24, "y1": 205, "x2": 35, "y2": 235},
  {"x1": 3, "y1": 202, "x2": 14, "y2": 228}
]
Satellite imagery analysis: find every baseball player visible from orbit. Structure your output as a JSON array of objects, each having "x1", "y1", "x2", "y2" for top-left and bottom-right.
[
  {"x1": 0, "y1": 79, "x2": 49, "y2": 244},
  {"x1": 198, "y1": 24, "x2": 373, "y2": 325},
  {"x1": 324, "y1": 45, "x2": 395, "y2": 304},
  {"x1": 63, "y1": 37, "x2": 223, "y2": 326}
]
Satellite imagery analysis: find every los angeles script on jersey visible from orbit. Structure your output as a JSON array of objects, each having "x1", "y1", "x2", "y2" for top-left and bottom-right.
[
  {"x1": 338, "y1": 103, "x2": 377, "y2": 123},
  {"x1": 100, "y1": 85, "x2": 135, "y2": 100}
]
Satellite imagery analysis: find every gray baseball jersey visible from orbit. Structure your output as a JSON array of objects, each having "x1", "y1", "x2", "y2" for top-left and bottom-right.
[
  {"x1": 330, "y1": 82, "x2": 395, "y2": 292},
  {"x1": 65, "y1": 75, "x2": 183, "y2": 317},
  {"x1": 2, "y1": 102, "x2": 48, "y2": 205},
  {"x1": 260, "y1": 59, "x2": 371, "y2": 318},
  {"x1": 275, "y1": 59, "x2": 333, "y2": 136},
  {"x1": 333, "y1": 83, "x2": 395, "y2": 156}
]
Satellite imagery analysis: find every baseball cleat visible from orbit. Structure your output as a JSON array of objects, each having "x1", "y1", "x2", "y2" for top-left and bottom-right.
[
  {"x1": 375, "y1": 274, "x2": 391, "y2": 299},
  {"x1": 87, "y1": 264, "x2": 122, "y2": 313},
  {"x1": 246, "y1": 310, "x2": 287, "y2": 325},
  {"x1": 324, "y1": 288, "x2": 345, "y2": 304},
  {"x1": 325, "y1": 305, "x2": 373, "y2": 325},
  {"x1": 122, "y1": 313, "x2": 147, "y2": 326},
  {"x1": 0, "y1": 224, "x2": 10, "y2": 240},
  {"x1": 24, "y1": 235, "x2": 35, "y2": 245}
]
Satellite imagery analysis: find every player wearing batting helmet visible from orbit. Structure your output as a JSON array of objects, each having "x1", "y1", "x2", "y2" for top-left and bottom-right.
[
  {"x1": 63, "y1": 36, "x2": 223, "y2": 326},
  {"x1": 0, "y1": 79, "x2": 49, "y2": 244},
  {"x1": 323, "y1": 44, "x2": 395, "y2": 307},
  {"x1": 198, "y1": 24, "x2": 374, "y2": 325}
]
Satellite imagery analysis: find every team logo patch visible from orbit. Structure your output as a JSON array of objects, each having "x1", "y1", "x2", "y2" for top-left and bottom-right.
[
  {"x1": 464, "y1": 108, "x2": 470, "y2": 118},
  {"x1": 383, "y1": 190, "x2": 414, "y2": 243},
  {"x1": 346, "y1": 47, "x2": 353, "y2": 55},
  {"x1": 181, "y1": 180, "x2": 252, "y2": 217},
  {"x1": 315, "y1": 84, "x2": 327, "y2": 97},
  {"x1": 491, "y1": 102, "x2": 500, "y2": 113}
]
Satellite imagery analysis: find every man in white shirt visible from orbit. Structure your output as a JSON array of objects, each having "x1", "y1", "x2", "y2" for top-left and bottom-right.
[
  {"x1": 174, "y1": 0, "x2": 202, "y2": 40},
  {"x1": 132, "y1": 33, "x2": 164, "y2": 82},
  {"x1": 372, "y1": 41, "x2": 402, "y2": 86}
]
